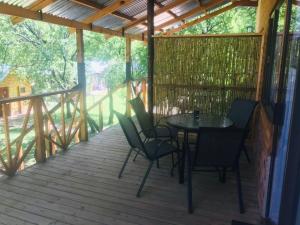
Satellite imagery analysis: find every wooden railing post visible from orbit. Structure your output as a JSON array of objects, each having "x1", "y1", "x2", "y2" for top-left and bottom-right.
[
  {"x1": 126, "y1": 80, "x2": 132, "y2": 116},
  {"x1": 32, "y1": 97, "x2": 46, "y2": 163},
  {"x1": 108, "y1": 92, "x2": 114, "y2": 124},
  {"x1": 142, "y1": 79, "x2": 147, "y2": 109},
  {"x1": 99, "y1": 103, "x2": 103, "y2": 131},
  {"x1": 2, "y1": 103, "x2": 13, "y2": 172}
]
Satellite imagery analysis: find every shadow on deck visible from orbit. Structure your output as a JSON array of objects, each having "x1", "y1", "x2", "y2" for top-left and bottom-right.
[{"x1": 0, "y1": 125, "x2": 261, "y2": 225}]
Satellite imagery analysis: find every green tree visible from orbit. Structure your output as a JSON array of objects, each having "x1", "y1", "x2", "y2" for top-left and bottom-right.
[
  {"x1": 179, "y1": 7, "x2": 256, "y2": 35},
  {"x1": 0, "y1": 16, "x2": 77, "y2": 92}
]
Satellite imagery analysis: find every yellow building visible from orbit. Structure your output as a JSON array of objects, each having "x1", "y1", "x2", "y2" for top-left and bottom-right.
[{"x1": 0, "y1": 67, "x2": 32, "y2": 117}]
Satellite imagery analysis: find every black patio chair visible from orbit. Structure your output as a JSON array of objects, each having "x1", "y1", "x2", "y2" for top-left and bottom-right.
[
  {"x1": 193, "y1": 128, "x2": 245, "y2": 213},
  {"x1": 114, "y1": 111, "x2": 180, "y2": 197},
  {"x1": 129, "y1": 96, "x2": 178, "y2": 141},
  {"x1": 129, "y1": 96, "x2": 178, "y2": 166},
  {"x1": 227, "y1": 99, "x2": 258, "y2": 163}
]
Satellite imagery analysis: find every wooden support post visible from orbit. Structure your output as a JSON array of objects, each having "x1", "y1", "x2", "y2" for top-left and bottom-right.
[
  {"x1": 126, "y1": 37, "x2": 132, "y2": 117},
  {"x1": 61, "y1": 94, "x2": 67, "y2": 149},
  {"x1": 108, "y1": 92, "x2": 114, "y2": 124},
  {"x1": 99, "y1": 103, "x2": 103, "y2": 131},
  {"x1": 44, "y1": 118, "x2": 50, "y2": 157},
  {"x1": 17, "y1": 87, "x2": 22, "y2": 114},
  {"x1": 32, "y1": 97, "x2": 46, "y2": 163},
  {"x1": 126, "y1": 80, "x2": 132, "y2": 116},
  {"x1": 142, "y1": 79, "x2": 147, "y2": 108},
  {"x1": 2, "y1": 104, "x2": 13, "y2": 171},
  {"x1": 147, "y1": 0, "x2": 155, "y2": 122},
  {"x1": 76, "y1": 29, "x2": 88, "y2": 142}
]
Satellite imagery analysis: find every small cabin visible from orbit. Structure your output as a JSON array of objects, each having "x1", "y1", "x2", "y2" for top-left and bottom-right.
[{"x1": 0, "y1": 67, "x2": 32, "y2": 117}]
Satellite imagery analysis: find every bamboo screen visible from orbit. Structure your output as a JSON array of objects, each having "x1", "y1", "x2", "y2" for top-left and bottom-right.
[{"x1": 153, "y1": 35, "x2": 262, "y2": 117}]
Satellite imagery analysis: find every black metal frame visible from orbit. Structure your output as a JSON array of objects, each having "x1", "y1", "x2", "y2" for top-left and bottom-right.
[
  {"x1": 265, "y1": 0, "x2": 293, "y2": 220},
  {"x1": 115, "y1": 111, "x2": 180, "y2": 197},
  {"x1": 277, "y1": 38, "x2": 300, "y2": 225},
  {"x1": 191, "y1": 128, "x2": 245, "y2": 214}
]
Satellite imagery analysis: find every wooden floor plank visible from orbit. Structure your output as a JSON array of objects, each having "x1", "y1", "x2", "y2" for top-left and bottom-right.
[{"x1": 0, "y1": 125, "x2": 261, "y2": 225}]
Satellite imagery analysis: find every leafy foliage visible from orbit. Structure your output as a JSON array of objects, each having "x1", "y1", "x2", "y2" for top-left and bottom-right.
[
  {"x1": 0, "y1": 16, "x2": 77, "y2": 91},
  {"x1": 0, "y1": 7, "x2": 256, "y2": 93}
]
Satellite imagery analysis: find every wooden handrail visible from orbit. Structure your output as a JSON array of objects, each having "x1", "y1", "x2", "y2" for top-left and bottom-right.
[
  {"x1": 0, "y1": 86, "x2": 81, "y2": 104},
  {"x1": 86, "y1": 78, "x2": 148, "y2": 134},
  {"x1": 0, "y1": 79, "x2": 147, "y2": 176},
  {"x1": 0, "y1": 88, "x2": 83, "y2": 176}
]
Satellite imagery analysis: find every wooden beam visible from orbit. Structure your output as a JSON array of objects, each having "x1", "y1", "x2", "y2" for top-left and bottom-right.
[
  {"x1": 164, "y1": 0, "x2": 258, "y2": 35},
  {"x1": 124, "y1": 0, "x2": 188, "y2": 31},
  {"x1": 154, "y1": 0, "x2": 225, "y2": 31},
  {"x1": 76, "y1": 29, "x2": 88, "y2": 142},
  {"x1": 154, "y1": 1, "x2": 179, "y2": 20},
  {"x1": 11, "y1": 0, "x2": 56, "y2": 24},
  {"x1": 71, "y1": 0, "x2": 135, "y2": 21},
  {"x1": 125, "y1": 37, "x2": 132, "y2": 117},
  {"x1": 69, "y1": 0, "x2": 132, "y2": 33},
  {"x1": 147, "y1": 0, "x2": 155, "y2": 120},
  {"x1": 32, "y1": 97, "x2": 46, "y2": 163},
  {"x1": 238, "y1": 0, "x2": 258, "y2": 7},
  {"x1": 0, "y1": 3, "x2": 144, "y2": 41},
  {"x1": 79, "y1": 0, "x2": 132, "y2": 24},
  {"x1": 164, "y1": 2, "x2": 238, "y2": 35}
]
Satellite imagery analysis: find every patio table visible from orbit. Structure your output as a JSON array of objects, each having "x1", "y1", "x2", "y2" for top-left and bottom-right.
[{"x1": 166, "y1": 113, "x2": 233, "y2": 213}]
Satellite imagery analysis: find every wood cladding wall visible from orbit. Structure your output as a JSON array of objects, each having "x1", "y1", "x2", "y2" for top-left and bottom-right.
[{"x1": 254, "y1": 105, "x2": 274, "y2": 216}]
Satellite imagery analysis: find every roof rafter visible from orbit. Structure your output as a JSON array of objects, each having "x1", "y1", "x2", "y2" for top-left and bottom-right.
[
  {"x1": 69, "y1": 0, "x2": 133, "y2": 33},
  {"x1": 71, "y1": 0, "x2": 135, "y2": 21},
  {"x1": 163, "y1": 0, "x2": 258, "y2": 35},
  {"x1": 78, "y1": 0, "x2": 132, "y2": 24},
  {"x1": 154, "y1": 1, "x2": 179, "y2": 20},
  {"x1": 165, "y1": 2, "x2": 236, "y2": 35},
  {"x1": 0, "y1": 3, "x2": 143, "y2": 41},
  {"x1": 154, "y1": 0, "x2": 226, "y2": 31},
  {"x1": 11, "y1": 0, "x2": 56, "y2": 24},
  {"x1": 123, "y1": 0, "x2": 188, "y2": 31}
]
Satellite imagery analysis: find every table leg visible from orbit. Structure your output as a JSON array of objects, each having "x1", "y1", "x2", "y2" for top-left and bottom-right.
[
  {"x1": 179, "y1": 130, "x2": 187, "y2": 184},
  {"x1": 187, "y1": 143, "x2": 193, "y2": 213}
]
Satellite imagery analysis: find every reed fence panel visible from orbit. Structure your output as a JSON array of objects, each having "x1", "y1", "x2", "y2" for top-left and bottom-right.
[{"x1": 154, "y1": 35, "x2": 262, "y2": 117}]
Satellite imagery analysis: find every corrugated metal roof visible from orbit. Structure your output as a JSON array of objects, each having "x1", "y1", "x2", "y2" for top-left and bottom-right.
[{"x1": 0, "y1": 0, "x2": 252, "y2": 36}]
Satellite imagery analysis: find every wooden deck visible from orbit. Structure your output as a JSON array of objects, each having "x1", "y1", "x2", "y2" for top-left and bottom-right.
[{"x1": 0, "y1": 125, "x2": 261, "y2": 225}]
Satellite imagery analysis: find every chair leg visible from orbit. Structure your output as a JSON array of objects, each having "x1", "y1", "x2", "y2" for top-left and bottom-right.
[
  {"x1": 133, "y1": 150, "x2": 140, "y2": 162},
  {"x1": 170, "y1": 153, "x2": 175, "y2": 177},
  {"x1": 137, "y1": 161, "x2": 154, "y2": 197},
  {"x1": 236, "y1": 162, "x2": 245, "y2": 214},
  {"x1": 118, "y1": 148, "x2": 133, "y2": 178}
]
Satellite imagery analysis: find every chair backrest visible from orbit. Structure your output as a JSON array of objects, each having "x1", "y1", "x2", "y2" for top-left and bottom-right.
[
  {"x1": 195, "y1": 129, "x2": 244, "y2": 167},
  {"x1": 129, "y1": 96, "x2": 155, "y2": 138},
  {"x1": 114, "y1": 111, "x2": 150, "y2": 158},
  {"x1": 227, "y1": 99, "x2": 258, "y2": 129}
]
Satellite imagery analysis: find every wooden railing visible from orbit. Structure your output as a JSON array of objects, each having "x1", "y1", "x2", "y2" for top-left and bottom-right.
[
  {"x1": 0, "y1": 87, "x2": 84, "y2": 176},
  {"x1": 86, "y1": 78, "x2": 148, "y2": 135},
  {"x1": 0, "y1": 78, "x2": 147, "y2": 176}
]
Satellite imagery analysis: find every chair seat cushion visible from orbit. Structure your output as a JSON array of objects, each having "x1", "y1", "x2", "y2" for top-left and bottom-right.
[{"x1": 144, "y1": 139, "x2": 177, "y2": 160}]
